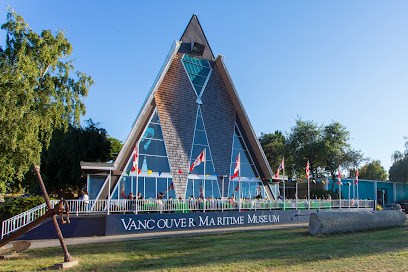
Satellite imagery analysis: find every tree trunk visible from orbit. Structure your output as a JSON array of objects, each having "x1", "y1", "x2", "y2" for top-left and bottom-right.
[{"x1": 330, "y1": 170, "x2": 335, "y2": 191}]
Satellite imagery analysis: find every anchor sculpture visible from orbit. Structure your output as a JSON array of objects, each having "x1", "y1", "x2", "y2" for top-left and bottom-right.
[{"x1": 0, "y1": 165, "x2": 75, "y2": 265}]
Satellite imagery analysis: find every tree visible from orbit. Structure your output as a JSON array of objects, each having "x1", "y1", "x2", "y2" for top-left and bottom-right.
[
  {"x1": 0, "y1": 8, "x2": 93, "y2": 192},
  {"x1": 107, "y1": 136, "x2": 123, "y2": 161},
  {"x1": 259, "y1": 131, "x2": 287, "y2": 172},
  {"x1": 359, "y1": 160, "x2": 388, "y2": 181},
  {"x1": 321, "y1": 121, "x2": 364, "y2": 190},
  {"x1": 23, "y1": 120, "x2": 121, "y2": 194},
  {"x1": 286, "y1": 119, "x2": 324, "y2": 179},
  {"x1": 389, "y1": 137, "x2": 408, "y2": 186}
]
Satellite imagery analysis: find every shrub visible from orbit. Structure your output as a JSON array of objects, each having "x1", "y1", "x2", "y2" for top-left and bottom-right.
[{"x1": 0, "y1": 195, "x2": 45, "y2": 221}]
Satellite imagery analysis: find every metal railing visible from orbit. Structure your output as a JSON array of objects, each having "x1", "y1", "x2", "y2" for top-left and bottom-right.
[
  {"x1": 1, "y1": 202, "x2": 48, "y2": 239},
  {"x1": 1, "y1": 198, "x2": 375, "y2": 239}
]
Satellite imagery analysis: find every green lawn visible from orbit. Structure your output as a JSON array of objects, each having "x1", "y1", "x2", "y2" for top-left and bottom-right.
[{"x1": 1, "y1": 225, "x2": 408, "y2": 271}]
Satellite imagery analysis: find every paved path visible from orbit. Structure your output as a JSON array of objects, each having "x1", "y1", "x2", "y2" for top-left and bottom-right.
[{"x1": 21, "y1": 223, "x2": 308, "y2": 249}]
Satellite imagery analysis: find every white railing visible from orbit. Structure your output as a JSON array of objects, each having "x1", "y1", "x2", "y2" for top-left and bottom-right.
[
  {"x1": 1, "y1": 202, "x2": 48, "y2": 239},
  {"x1": 1, "y1": 198, "x2": 375, "y2": 239}
]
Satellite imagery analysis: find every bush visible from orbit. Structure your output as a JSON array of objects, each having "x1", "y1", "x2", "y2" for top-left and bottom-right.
[{"x1": 0, "y1": 195, "x2": 45, "y2": 221}]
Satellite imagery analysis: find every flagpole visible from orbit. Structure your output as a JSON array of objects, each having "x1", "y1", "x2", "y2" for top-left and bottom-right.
[
  {"x1": 349, "y1": 182, "x2": 351, "y2": 211},
  {"x1": 295, "y1": 180, "x2": 298, "y2": 210},
  {"x1": 239, "y1": 152, "x2": 241, "y2": 212},
  {"x1": 282, "y1": 157, "x2": 286, "y2": 210},
  {"x1": 203, "y1": 149, "x2": 206, "y2": 213},
  {"x1": 308, "y1": 176, "x2": 310, "y2": 210}
]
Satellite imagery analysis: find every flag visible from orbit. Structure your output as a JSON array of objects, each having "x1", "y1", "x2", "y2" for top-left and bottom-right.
[
  {"x1": 165, "y1": 182, "x2": 174, "y2": 193},
  {"x1": 275, "y1": 159, "x2": 284, "y2": 178},
  {"x1": 338, "y1": 169, "x2": 342, "y2": 184},
  {"x1": 231, "y1": 153, "x2": 240, "y2": 180},
  {"x1": 190, "y1": 150, "x2": 206, "y2": 172},
  {"x1": 200, "y1": 183, "x2": 204, "y2": 199},
  {"x1": 257, "y1": 185, "x2": 261, "y2": 193},
  {"x1": 120, "y1": 181, "x2": 126, "y2": 198},
  {"x1": 306, "y1": 161, "x2": 310, "y2": 180},
  {"x1": 131, "y1": 144, "x2": 138, "y2": 172},
  {"x1": 234, "y1": 183, "x2": 239, "y2": 194},
  {"x1": 355, "y1": 169, "x2": 359, "y2": 185}
]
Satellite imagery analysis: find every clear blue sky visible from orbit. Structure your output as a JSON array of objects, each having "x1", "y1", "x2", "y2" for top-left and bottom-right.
[{"x1": 1, "y1": 1, "x2": 407, "y2": 173}]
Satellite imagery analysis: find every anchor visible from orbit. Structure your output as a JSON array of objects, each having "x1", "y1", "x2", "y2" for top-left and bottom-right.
[{"x1": 0, "y1": 165, "x2": 77, "y2": 268}]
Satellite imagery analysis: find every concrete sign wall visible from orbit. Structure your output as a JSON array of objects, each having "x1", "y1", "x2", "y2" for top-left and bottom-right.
[{"x1": 105, "y1": 210, "x2": 311, "y2": 235}]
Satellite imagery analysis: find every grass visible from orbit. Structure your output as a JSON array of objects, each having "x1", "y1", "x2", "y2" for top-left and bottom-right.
[{"x1": 1, "y1": 225, "x2": 408, "y2": 271}]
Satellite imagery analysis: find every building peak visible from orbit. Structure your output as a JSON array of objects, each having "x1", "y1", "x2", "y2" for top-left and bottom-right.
[{"x1": 180, "y1": 14, "x2": 214, "y2": 60}]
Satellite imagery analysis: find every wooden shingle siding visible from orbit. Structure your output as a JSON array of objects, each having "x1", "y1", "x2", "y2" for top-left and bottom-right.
[
  {"x1": 201, "y1": 63, "x2": 236, "y2": 196},
  {"x1": 155, "y1": 53, "x2": 197, "y2": 198}
]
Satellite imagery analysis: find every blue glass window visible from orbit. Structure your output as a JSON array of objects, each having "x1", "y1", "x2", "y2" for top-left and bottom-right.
[
  {"x1": 182, "y1": 54, "x2": 212, "y2": 97},
  {"x1": 125, "y1": 109, "x2": 171, "y2": 174},
  {"x1": 230, "y1": 125, "x2": 259, "y2": 178},
  {"x1": 189, "y1": 107, "x2": 215, "y2": 175},
  {"x1": 186, "y1": 179, "x2": 220, "y2": 199}
]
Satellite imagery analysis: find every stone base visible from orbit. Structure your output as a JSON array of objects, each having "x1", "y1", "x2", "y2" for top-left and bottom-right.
[
  {"x1": 0, "y1": 253, "x2": 16, "y2": 260},
  {"x1": 54, "y1": 259, "x2": 79, "y2": 269}
]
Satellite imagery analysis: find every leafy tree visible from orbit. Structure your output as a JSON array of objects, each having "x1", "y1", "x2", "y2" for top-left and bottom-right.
[
  {"x1": 359, "y1": 160, "x2": 388, "y2": 181},
  {"x1": 321, "y1": 122, "x2": 364, "y2": 190},
  {"x1": 107, "y1": 136, "x2": 123, "y2": 161},
  {"x1": 0, "y1": 8, "x2": 93, "y2": 192},
  {"x1": 286, "y1": 119, "x2": 324, "y2": 180},
  {"x1": 389, "y1": 137, "x2": 408, "y2": 186},
  {"x1": 259, "y1": 131, "x2": 287, "y2": 172},
  {"x1": 23, "y1": 120, "x2": 119, "y2": 194}
]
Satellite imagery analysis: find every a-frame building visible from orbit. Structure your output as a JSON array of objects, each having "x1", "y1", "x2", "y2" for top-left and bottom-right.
[{"x1": 81, "y1": 15, "x2": 277, "y2": 201}]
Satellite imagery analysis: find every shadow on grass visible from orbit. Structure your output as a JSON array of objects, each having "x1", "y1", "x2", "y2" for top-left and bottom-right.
[{"x1": 12, "y1": 225, "x2": 408, "y2": 271}]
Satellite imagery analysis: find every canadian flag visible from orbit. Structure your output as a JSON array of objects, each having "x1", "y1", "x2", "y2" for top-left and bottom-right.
[
  {"x1": 131, "y1": 144, "x2": 138, "y2": 172},
  {"x1": 355, "y1": 169, "x2": 359, "y2": 185},
  {"x1": 274, "y1": 159, "x2": 284, "y2": 178},
  {"x1": 231, "y1": 153, "x2": 240, "y2": 180},
  {"x1": 190, "y1": 150, "x2": 206, "y2": 172},
  {"x1": 338, "y1": 169, "x2": 342, "y2": 185},
  {"x1": 305, "y1": 161, "x2": 310, "y2": 180}
]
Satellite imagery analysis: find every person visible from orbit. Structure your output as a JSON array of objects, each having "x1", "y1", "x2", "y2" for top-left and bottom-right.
[
  {"x1": 127, "y1": 192, "x2": 134, "y2": 199},
  {"x1": 81, "y1": 190, "x2": 89, "y2": 212}
]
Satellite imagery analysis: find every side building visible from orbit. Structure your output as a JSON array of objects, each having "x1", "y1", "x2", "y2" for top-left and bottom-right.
[{"x1": 81, "y1": 15, "x2": 277, "y2": 201}]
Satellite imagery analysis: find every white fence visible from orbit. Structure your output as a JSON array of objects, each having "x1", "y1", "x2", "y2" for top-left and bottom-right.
[{"x1": 1, "y1": 198, "x2": 375, "y2": 239}]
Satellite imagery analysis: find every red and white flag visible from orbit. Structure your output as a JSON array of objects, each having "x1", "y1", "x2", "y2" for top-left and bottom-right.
[
  {"x1": 306, "y1": 161, "x2": 310, "y2": 180},
  {"x1": 274, "y1": 159, "x2": 284, "y2": 178},
  {"x1": 167, "y1": 182, "x2": 174, "y2": 192},
  {"x1": 190, "y1": 149, "x2": 206, "y2": 172},
  {"x1": 131, "y1": 143, "x2": 138, "y2": 172},
  {"x1": 355, "y1": 169, "x2": 359, "y2": 185},
  {"x1": 231, "y1": 153, "x2": 240, "y2": 180},
  {"x1": 234, "y1": 183, "x2": 239, "y2": 193},
  {"x1": 338, "y1": 169, "x2": 342, "y2": 185}
]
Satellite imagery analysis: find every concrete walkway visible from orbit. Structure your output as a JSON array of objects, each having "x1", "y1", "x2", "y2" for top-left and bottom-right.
[{"x1": 21, "y1": 223, "x2": 308, "y2": 249}]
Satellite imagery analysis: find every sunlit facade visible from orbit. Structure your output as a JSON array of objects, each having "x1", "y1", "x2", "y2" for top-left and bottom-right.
[{"x1": 82, "y1": 15, "x2": 276, "y2": 201}]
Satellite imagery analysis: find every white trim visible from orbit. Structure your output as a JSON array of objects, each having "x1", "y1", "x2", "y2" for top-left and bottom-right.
[
  {"x1": 81, "y1": 165, "x2": 114, "y2": 170},
  {"x1": 114, "y1": 41, "x2": 181, "y2": 169}
]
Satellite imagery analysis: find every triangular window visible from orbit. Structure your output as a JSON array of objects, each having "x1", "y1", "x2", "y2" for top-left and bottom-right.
[
  {"x1": 189, "y1": 107, "x2": 215, "y2": 175},
  {"x1": 182, "y1": 54, "x2": 212, "y2": 102},
  {"x1": 230, "y1": 125, "x2": 259, "y2": 178},
  {"x1": 125, "y1": 109, "x2": 171, "y2": 173}
]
